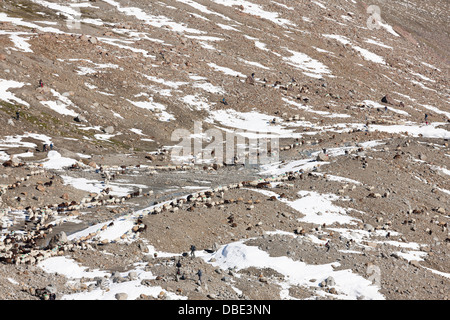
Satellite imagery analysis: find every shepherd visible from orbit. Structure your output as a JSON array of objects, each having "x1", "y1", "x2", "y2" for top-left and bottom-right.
[
  {"x1": 197, "y1": 269, "x2": 203, "y2": 285},
  {"x1": 175, "y1": 259, "x2": 182, "y2": 281}
]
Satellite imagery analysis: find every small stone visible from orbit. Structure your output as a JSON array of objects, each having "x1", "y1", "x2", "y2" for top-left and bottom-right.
[
  {"x1": 115, "y1": 292, "x2": 128, "y2": 300},
  {"x1": 45, "y1": 285, "x2": 57, "y2": 295},
  {"x1": 329, "y1": 287, "x2": 338, "y2": 295},
  {"x1": 409, "y1": 260, "x2": 420, "y2": 268},
  {"x1": 128, "y1": 271, "x2": 138, "y2": 280}
]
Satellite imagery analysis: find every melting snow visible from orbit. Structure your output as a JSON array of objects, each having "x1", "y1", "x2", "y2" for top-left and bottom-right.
[
  {"x1": 0, "y1": 79, "x2": 30, "y2": 107},
  {"x1": 42, "y1": 151, "x2": 77, "y2": 169},
  {"x1": 207, "y1": 62, "x2": 246, "y2": 78},
  {"x1": 203, "y1": 240, "x2": 383, "y2": 300},
  {"x1": 282, "y1": 49, "x2": 332, "y2": 79}
]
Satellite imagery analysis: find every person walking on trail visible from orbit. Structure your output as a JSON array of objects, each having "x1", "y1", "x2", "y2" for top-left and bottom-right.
[
  {"x1": 325, "y1": 240, "x2": 331, "y2": 252},
  {"x1": 197, "y1": 269, "x2": 203, "y2": 285},
  {"x1": 175, "y1": 259, "x2": 182, "y2": 281},
  {"x1": 190, "y1": 245, "x2": 196, "y2": 258},
  {"x1": 221, "y1": 98, "x2": 228, "y2": 105},
  {"x1": 15, "y1": 111, "x2": 20, "y2": 120},
  {"x1": 425, "y1": 114, "x2": 429, "y2": 125},
  {"x1": 39, "y1": 79, "x2": 44, "y2": 88}
]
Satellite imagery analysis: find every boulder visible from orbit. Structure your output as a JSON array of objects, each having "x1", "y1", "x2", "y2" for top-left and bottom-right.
[
  {"x1": 104, "y1": 126, "x2": 115, "y2": 134},
  {"x1": 316, "y1": 153, "x2": 329, "y2": 161},
  {"x1": 74, "y1": 114, "x2": 86, "y2": 123},
  {"x1": 48, "y1": 231, "x2": 68, "y2": 249},
  {"x1": 381, "y1": 94, "x2": 395, "y2": 105},
  {"x1": 326, "y1": 277, "x2": 336, "y2": 286}
]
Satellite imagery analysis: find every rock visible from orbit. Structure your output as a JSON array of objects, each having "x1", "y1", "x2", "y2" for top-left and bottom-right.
[
  {"x1": 104, "y1": 126, "x2": 115, "y2": 134},
  {"x1": 128, "y1": 271, "x2": 138, "y2": 280},
  {"x1": 36, "y1": 185, "x2": 46, "y2": 192},
  {"x1": 325, "y1": 276, "x2": 336, "y2": 287},
  {"x1": 115, "y1": 292, "x2": 128, "y2": 300},
  {"x1": 88, "y1": 161, "x2": 97, "y2": 168},
  {"x1": 79, "y1": 34, "x2": 90, "y2": 42},
  {"x1": 74, "y1": 114, "x2": 86, "y2": 123},
  {"x1": 390, "y1": 253, "x2": 400, "y2": 259},
  {"x1": 316, "y1": 153, "x2": 329, "y2": 161},
  {"x1": 0, "y1": 54, "x2": 6, "y2": 61},
  {"x1": 48, "y1": 231, "x2": 68, "y2": 248},
  {"x1": 61, "y1": 193, "x2": 69, "y2": 200},
  {"x1": 45, "y1": 285, "x2": 57, "y2": 295},
  {"x1": 245, "y1": 75, "x2": 255, "y2": 85},
  {"x1": 3, "y1": 160, "x2": 14, "y2": 167},
  {"x1": 367, "y1": 193, "x2": 382, "y2": 199},
  {"x1": 329, "y1": 287, "x2": 338, "y2": 295},
  {"x1": 96, "y1": 278, "x2": 109, "y2": 289},
  {"x1": 409, "y1": 260, "x2": 420, "y2": 268},
  {"x1": 364, "y1": 224, "x2": 375, "y2": 232},
  {"x1": 381, "y1": 94, "x2": 395, "y2": 105}
]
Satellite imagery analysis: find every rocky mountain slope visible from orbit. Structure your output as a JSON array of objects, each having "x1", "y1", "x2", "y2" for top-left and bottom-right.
[{"x1": 0, "y1": 0, "x2": 448, "y2": 300}]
